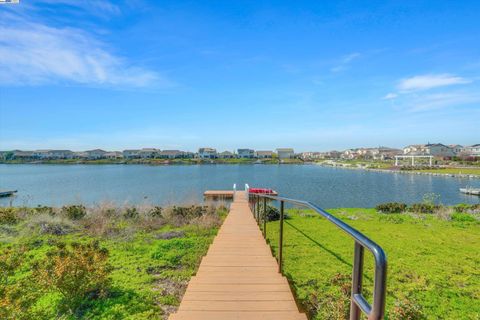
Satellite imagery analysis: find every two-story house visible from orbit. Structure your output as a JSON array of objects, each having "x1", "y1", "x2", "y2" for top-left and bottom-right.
[
  {"x1": 198, "y1": 148, "x2": 217, "y2": 159},
  {"x1": 237, "y1": 149, "x2": 255, "y2": 158},
  {"x1": 276, "y1": 148, "x2": 294, "y2": 159},
  {"x1": 255, "y1": 151, "x2": 273, "y2": 159}
]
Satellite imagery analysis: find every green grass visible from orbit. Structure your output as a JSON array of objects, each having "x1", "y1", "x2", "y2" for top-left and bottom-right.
[
  {"x1": 0, "y1": 205, "x2": 223, "y2": 319},
  {"x1": 264, "y1": 208, "x2": 480, "y2": 319}
]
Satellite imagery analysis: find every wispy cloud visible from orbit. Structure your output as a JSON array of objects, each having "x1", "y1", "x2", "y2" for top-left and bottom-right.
[
  {"x1": 408, "y1": 92, "x2": 480, "y2": 112},
  {"x1": 0, "y1": 4, "x2": 164, "y2": 88},
  {"x1": 383, "y1": 93, "x2": 398, "y2": 100},
  {"x1": 331, "y1": 52, "x2": 361, "y2": 73},
  {"x1": 397, "y1": 74, "x2": 470, "y2": 92}
]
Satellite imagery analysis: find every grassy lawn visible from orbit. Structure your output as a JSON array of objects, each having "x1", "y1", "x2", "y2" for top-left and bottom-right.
[
  {"x1": 0, "y1": 205, "x2": 225, "y2": 319},
  {"x1": 264, "y1": 208, "x2": 480, "y2": 319},
  {"x1": 412, "y1": 168, "x2": 480, "y2": 175}
]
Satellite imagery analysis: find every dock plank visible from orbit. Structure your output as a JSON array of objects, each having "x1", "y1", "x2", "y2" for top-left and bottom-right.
[{"x1": 168, "y1": 191, "x2": 306, "y2": 320}]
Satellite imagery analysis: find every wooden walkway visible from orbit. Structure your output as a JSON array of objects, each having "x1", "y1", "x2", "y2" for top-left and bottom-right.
[{"x1": 169, "y1": 191, "x2": 307, "y2": 320}]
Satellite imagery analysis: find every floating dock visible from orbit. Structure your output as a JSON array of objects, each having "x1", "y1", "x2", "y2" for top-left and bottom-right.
[
  {"x1": 203, "y1": 190, "x2": 236, "y2": 200},
  {"x1": 0, "y1": 190, "x2": 17, "y2": 197},
  {"x1": 460, "y1": 188, "x2": 480, "y2": 196}
]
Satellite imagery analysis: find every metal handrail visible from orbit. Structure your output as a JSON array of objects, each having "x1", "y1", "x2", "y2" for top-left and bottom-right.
[{"x1": 248, "y1": 192, "x2": 387, "y2": 320}]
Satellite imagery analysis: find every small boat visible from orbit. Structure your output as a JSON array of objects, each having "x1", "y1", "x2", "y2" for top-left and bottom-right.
[
  {"x1": 0, "y1": 190, "x2": 17, "y2": 197},
  {"x1": 460, "y1": 187, "x2": 480, "y2": 196}
]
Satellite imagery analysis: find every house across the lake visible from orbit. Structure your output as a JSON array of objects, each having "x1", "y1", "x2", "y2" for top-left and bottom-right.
[
  {"x1": 198, "y1": 148, "x2": 217, "y2": 159},
  {"x1": 255, "y1": 150, "x2": 273, "y2": 159},
  {"x1": 237, "y1": 149, "x2": 255, "y2": 158},
  {"x1": 276, "y1": 148, "x2": 294, "y2": 159}
]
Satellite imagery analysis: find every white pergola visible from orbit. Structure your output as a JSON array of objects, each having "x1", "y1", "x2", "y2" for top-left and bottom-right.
[{"x1": 395, "y1": 155, "x2": 433, "y2": 166}]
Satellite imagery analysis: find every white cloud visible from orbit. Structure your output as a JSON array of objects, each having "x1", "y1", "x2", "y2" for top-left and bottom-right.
[
  {"x1": 409, "y1": 92, "x2": 480, "y2": 112},
  {"x1": 383, "y1": 93, "x2": 398, "y2": 100},
  {"x1": 397, "y1": 74, "x2": 470, "y2": 92},
  {"x1": 342, "y1": 52, "x2": 361, "y2": 63},
  {"x1": 0, "y1": 6, "x2": 164, "y2": 87},
  {"x1": 331, "y1": 52, "x2": 361, "y2": 73}
]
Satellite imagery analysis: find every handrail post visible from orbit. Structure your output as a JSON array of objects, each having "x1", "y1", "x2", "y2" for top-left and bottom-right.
[
  {"x1": 255, "y1": 195, "x2": 260, "y2": 225},
  {"x1": 278, "y1": 200, "x2": 284, "y2": 274},
  {"x1": 350, "y1": 242, "x2": 364, "y2": 320},
  {"x1": 263, "y1": 197, "x2": 267, "y2": 237}
]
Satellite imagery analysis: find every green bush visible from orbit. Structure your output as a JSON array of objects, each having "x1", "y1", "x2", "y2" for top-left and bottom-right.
[
  {"x1": 409, "y1": 203, "x2": 438, "y2": 214},
  {"x1": 34, "y1": 206, "x2": 55, "y2": 215},
  {"x1": 375, "y1": 202, "x2": 407, "y2": 214},
  {"x1": 62, "y1": 205, "x2": 86, "y2": 220},
  {"x1": 33, "y1": 241, "x2": 112, "y2": 315},
  {"x1": 0, "y1": 208, "x2": 18, "y2": 224},
  {"x1": 124, "y1": 207, "x2": 139, "y2": 219},
  {"x1": 149, "y1": 206, "x2": 163, "y2": 217}
]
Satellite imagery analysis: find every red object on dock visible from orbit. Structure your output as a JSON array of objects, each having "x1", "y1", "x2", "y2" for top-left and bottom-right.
[{"x1": 248, "y1": 188, "x2": 276, "y2": 194}]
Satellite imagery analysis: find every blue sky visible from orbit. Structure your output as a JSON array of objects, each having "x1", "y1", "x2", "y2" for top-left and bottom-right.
[{"x1": 0, "y1": 0, "x2": 479, "y2": 152}]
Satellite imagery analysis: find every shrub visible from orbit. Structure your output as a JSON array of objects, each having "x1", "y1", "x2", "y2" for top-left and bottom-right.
[
  {"x1": 0, "y1": 208, "x2": 18, "y2": 224},
  {"x1": 149, "y1": 206, "x2": 163, "y2": 218},
  {"x1": 34, "y1": 205, "x2": 55, "y2": 215},
  {"x1": 62, "y1": 205, "x2": 86, "y2": 220},
  {"x1": 409, "y1": 203, "x2": 438, "y2": 214},
  {"x1": 0, "y1": 246, "x2": 25, "y2": 286},
  {"x1": 375, "y1": 202, "x2": 407, "y2": 214},
  {"x1": 265, "y1": 205, "x2": 280, "y2": 221},
  {"x1": 124, "y1": 207, "x2": 139, "y2": 219},
  {"x1": 33, "y1": 241, "x2": 112, "y2": 314}
]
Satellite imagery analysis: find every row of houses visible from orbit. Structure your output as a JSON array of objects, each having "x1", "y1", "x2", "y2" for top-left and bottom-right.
[
  {"x1": 0, "y1": 148, "x2": 297, "y2": 160},
  {"x1": 196, "y1": 148, "x2": 295, "y2": 159},
  {"x1": 299, "y1": 143, "x2": 480, "y2": 161},
  {"x1": 401, "y1": 143, "x2": 480, "y2": 158}
]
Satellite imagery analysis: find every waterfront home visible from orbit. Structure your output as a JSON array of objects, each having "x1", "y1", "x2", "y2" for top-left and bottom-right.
[
  {"x1": 449, "y1": 144, "x2": 464, "y2": 155},
  {"x1": 104, "y1": 151, "x2": 123, "y2": 159},
  {"x1": 74, "y1": 151, "x2": 88, "y2": 159},
  {"x1": 123, "y1": 149, "x2": 141, "y2": 159},
  {"x1": 324, "y1": 151, "x2": 342, "y2": 159},
  {"x1": 255, "y1": 150, "x2": 273, "y2": 159},
  {"x1": 276, "y1": 148, "x2": 295, "y2": 159},
  {"x1": 138, "y1": 148, "x2": 159, "y2": 159},
  {"x1": 300, "y1": 152, "x2": 324, "y2": 160},
  {"x1": 368, "y1": 147, "x2": 402, "y2": 160},
  {"x1": 198, "y1": 148, "x2": 217, "y2": 159},
  {"x1": 237, "y1": 149, "x2": 255, "y2": 158},
  {"x1": 12, "y1": 150, "x2": 35, "y2": 160},
  {"x1": 218, "y1": 151, "x2": 234, "y2": 159},
  {"x1": 158, "y1": 150, "x2": 190, "y2": 159},
  {"x1": 85, "y1": 149, "x2": 108, "y2": 159},
  {"x1": 404, "y1": 143, "x2": 455, "y2": 158},
  {"x1": 463, "y1": 144, "x2": 480, "y2": 157},
  {"x1": 33, "y1": 149, "x2": 74, "y2": 159},
  {"x1": 342, "y1": 149, "x2": 360, "y2": 159}
]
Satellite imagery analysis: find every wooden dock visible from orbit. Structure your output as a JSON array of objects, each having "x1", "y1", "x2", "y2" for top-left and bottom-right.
[
  {"x1": 203, "y1": 190, "x2": 235, "y2": 200},
  {"x1": 0, "y1": 190, "x2": 17, "y2": 197},
  {"x1": 170, "y1": 191, "x2": 306, "y2": 320}
]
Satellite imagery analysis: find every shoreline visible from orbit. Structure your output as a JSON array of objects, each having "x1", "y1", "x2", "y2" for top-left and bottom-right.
[{"x1": 315, "y1": 163, "x2": 480, "y2": 179}]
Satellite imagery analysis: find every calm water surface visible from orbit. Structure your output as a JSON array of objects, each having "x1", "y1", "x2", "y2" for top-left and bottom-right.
[{"x1": 1, "y1": 164, "x2": 479, "y2": 207}]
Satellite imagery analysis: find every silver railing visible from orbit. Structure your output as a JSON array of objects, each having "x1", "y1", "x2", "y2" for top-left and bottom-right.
[{"x1": 248, "y1": 192, "x2": 387, "y2": 320}]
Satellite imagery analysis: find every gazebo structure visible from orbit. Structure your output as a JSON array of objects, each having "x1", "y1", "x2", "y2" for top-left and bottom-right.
[{"x1": 395, "y1": 155, "x2": 433, "y2": 166}]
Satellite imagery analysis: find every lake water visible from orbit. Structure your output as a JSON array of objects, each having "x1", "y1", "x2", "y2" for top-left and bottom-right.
[{"x1": 1, "y1": 164, "x2": 479, "y2": 208}]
